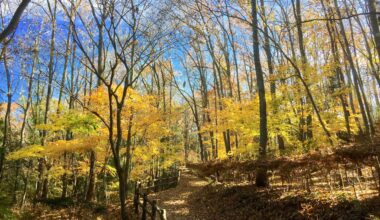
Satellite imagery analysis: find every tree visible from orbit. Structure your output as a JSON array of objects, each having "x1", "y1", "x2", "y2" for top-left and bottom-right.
[
  {"x1": 251, "y1": 0, "x2": 268, "y2": 187},
  {"x1": 0, "y1": 0, "x2": 31, "y2": 42},
  {"x1": 59, "y1": 0, "x2": 174, "y2": 218}
]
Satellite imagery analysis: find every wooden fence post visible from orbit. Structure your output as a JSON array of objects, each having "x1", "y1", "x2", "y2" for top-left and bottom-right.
[
  {"x1": 154, "y1": 179, "x2": 159, "y2": 192},
  {"x1": 152, "y1": 200, "x2": 157, "y2": 220},
  {"x1": 160, "y1": 209, "x2": 167, "y2": 220},
  {"x1": 148, "y1": 179, "x2": 152, "y2": 193},
  {"x1": 176, "y1": 170, "x2": 181, "y2": 186},
  {"x1": 142, "y1": 193, "x2": 147, "y2": 220},
  {"x1": 134, "y1": 182, "x2": 140, "y2": 214}
]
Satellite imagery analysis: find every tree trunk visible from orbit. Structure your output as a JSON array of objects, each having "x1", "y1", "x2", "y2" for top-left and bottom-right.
[
  {"x1": 0, "y1": 0, "x2": 31, "y2": 42},
  {"x1": 0, "y1": 45, "x2": 12, "y2": 181},
  {"x1": 61, "y1": 152, "x2": 68, "y2": 199},
  {"x1": 367, "y1": 0, "x2": 380, "y2": 78},
  {"x1": 321, "y1": 0, "x2": 351, "y2": 137},
  {"x1": 333, "y1": 0, "x2": 371, "y2": 135},
  {"x1": 57, "y1": 6, "x2": 74, "y2": 112},
  {"x1": 260, "y1": 0, "x2": 286, "y2": 152},
  {"x1": 38, "y1": 0, "x2": 57, "y2": 199},
  {"x1": 252, "y1": 0, "x2": 268, "y2": 187},
  {"x1": 12, "y1": 162, "x2": 20, "y2": 203},
  {"x1": 292, "y1": 0, "x2": 313, "y2": 141},
  {"x1": 117, "y1": 170, "x2": 129, "y2": 220},
  {"x1": 86, "y1": 151, "x2": 96, "y2": 202}
]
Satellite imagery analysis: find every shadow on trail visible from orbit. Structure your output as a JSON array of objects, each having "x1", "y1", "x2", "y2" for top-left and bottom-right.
[
  {"x1": 187, "y1": 184, "x2": 380, "y2": 220},
  {"x1": 148, "y1": 168, "x2": 380, "y2": 220},
  {"x1": 148, "y1": 170, "x2": 209, "y2": 219}
]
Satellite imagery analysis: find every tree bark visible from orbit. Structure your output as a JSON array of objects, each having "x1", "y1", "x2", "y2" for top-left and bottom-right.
[
  {"x1": 0, "y1": 0, "x2": 31, "y2": 42},
  {"x1": 333, "y1": 0, "x2": 371, "y2": 135},
  {"x1": 85, "y1": 151, "x2": 96, "y2": 202},
  {"x1": 0, "y1": 45, "x2": 12, "y2": 181},
  {"x1": 321, "y1": 0, "x2": 351, "y2": 138},
  {"x1": 367, "y1": 0, "x2": 380, "y2": 80},
  {"x1": 252, "y1": 0, "x2": 268, "y2": 187}
]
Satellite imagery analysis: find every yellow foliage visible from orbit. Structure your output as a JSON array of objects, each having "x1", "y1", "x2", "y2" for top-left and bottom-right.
[{"x1": 7, "y1": 145, "x2": 45, "y2": 160}]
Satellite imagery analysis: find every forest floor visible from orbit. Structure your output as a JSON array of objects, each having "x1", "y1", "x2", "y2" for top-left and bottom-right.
[
  {"x1": 148, "y1": 167, "x2": 209, "y2": 219},
  {"x1": 146, "y1": 167, "x2": 380, "y2": 220},
  {"x1": 6, "y1": 166, "x2": 380, "y2": 219},
  {"x1": 7, "y1": 128, "x2": 380, "y2": 220}
]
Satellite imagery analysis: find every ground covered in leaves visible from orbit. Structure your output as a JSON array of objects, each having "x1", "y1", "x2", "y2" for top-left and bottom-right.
[
  {"x1": 147, "y1": 168, "x2": 380, "y2": 220},
  {"x1": 188, "y1": 184, "x2": 380, "y2": 219},
  {"x1": 11, "y1": 202, "x2": 122, "y2": 220},
  {"x1": 5, "y1": 167, "x2": 380, "y2": 219}
]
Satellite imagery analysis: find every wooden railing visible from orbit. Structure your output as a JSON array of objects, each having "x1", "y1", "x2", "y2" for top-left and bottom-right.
[
  {"x1": 133, "y1": 170, "x2": 180, "y2": 220},
  {"x1": 133, "y1": 190, "x2": 167, "y2": 220},
  {"x1": 140, "y1": 171, "x2": 181, "y2": 194}
]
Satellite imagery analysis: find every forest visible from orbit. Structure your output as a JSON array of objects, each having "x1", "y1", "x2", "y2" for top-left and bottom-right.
[{"x1": 0, "y1": 0, "x2": 379, "y2": 219}]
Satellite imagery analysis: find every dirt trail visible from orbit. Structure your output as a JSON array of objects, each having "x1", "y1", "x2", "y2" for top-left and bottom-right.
[{"x1": 149, "y1": 167, "x2": 209, "y2": 220}]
